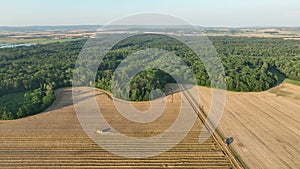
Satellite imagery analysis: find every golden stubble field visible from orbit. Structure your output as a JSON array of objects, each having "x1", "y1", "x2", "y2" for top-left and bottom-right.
[
  {"x1": 0, "y1": 87, "x2": 236, "y2": 168},
  {"x1": 197, "y1": 83, "x2": 300, "y2": 169},
  {"x1": 0, "y1": 83, "x2": 299, "y2": 168}
]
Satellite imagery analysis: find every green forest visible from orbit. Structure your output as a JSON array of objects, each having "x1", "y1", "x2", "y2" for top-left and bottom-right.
[
  {"x1": 0, "y1": 35, "x2": 299, "y2": 119},
  {"x1": 95, "y1": 35, "x2": 300, "y2": 100}
]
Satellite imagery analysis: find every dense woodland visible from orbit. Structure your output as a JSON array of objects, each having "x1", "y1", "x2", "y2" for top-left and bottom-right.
[
  {"x1": 0, "y1": 40, "x2": 85, "y2": 119},
  {"x1": 0, "y1": 35, "x2": 299, "y2": 119},
  {"x1": 96, "y1": 35, "x2": 300, "y2": 100}
]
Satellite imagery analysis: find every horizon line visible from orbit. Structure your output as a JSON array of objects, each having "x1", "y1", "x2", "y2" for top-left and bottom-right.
[{"x1": 0, "y1": 24, "x2": 300, "y2": 29}]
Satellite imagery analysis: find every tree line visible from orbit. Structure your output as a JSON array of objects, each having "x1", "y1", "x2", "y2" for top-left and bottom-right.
[{"x1": 1, "y1": 84, "x2": 55, "y2": 120}]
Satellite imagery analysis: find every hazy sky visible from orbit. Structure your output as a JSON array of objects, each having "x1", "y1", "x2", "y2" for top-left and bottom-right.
[{"x1": 1, "y1": 0, "x2": 299, "y2": 27}]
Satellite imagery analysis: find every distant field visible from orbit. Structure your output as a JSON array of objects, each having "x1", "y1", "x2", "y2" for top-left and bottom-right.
[
  {"x1": 205, "y1": 28, "x2": 300, "y2": 39},
  {"x1": 0, "y1": 37, "x2": 80, "y2": 44}
]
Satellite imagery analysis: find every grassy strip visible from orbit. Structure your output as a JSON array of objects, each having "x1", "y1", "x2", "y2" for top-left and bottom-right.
[
  {"x1": 228, "y1": 144, "x2": 249, "y2": 169},
  {"x1": 284, "y1": 78, "x2": 300, "y2": 86}
]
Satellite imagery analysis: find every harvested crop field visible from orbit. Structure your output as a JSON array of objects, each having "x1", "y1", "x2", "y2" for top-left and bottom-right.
[
  {"x1": 197, "y1": 83, "x2": 300, "y2": 168},
  {"x1": 0, "y1": 83, "x2": 299, "y2": 168},
  {"x1": 0, "y1": 87, "x2": 238, "y2": 169}
]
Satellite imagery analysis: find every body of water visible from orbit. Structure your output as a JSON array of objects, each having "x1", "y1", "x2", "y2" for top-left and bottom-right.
[{"x1": 0, "y1": 43, "x2": 36, "y2": 49}]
